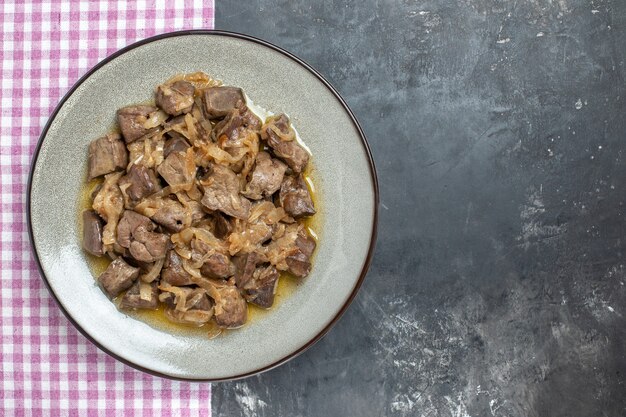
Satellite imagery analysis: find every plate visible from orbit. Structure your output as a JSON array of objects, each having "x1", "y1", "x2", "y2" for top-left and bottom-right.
[{"x1": 28, "y1": 31, "x2": 378, "y2": 380}]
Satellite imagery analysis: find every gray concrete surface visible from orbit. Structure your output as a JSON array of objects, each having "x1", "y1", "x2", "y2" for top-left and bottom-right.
[{"x1": 214, "y1": 1, "x2": 626, "y2": 416}]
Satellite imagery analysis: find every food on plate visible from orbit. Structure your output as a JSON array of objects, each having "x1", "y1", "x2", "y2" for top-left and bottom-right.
[{"x1": 82, "y1": 72, "x2": 317, "y2": 333}]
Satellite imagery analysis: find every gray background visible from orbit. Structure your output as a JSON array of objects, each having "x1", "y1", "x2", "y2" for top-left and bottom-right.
[{"x1": 214, "y1": 1, "x2": 626, "y2": 416}]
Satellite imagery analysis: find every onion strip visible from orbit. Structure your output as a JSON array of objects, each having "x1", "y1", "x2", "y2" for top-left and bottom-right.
[
  {"x1": 143, "y1": 110, "x2": 169, "y2": 129},
  {"x1": 139, "y1": 282, "x2": 153, "y2": 301},
  {"x1": 140, "y1": 258, "x2": 164, "y2": 283}
]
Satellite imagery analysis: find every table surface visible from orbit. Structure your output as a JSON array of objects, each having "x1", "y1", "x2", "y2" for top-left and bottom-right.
[{"x1": 214, "y1": 1, "x2": 626, "y2": 416}]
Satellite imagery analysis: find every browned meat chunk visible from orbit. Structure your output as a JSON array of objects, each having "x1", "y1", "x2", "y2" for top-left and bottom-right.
[
  {"x1": 233, "y1": 252, "x2": 261, "y2": 288},
  {"x1": 200, "y1": 163, "x2": 251, "y2": 219},
  {"x1": 119, "y1": 164, "x2": 161, "y2": 204},
  {"x1": 156, "y1": 80, "x2": 195, "y2": 116},
  {"x1": 161, "y1": 250, "x2": 194, "y2": 286},
  {"x1": 243, "y1": 265, "x2": 279, "y2": 308},
  {"x1": 116, "y1": 210, "x2": 150, "y2": 247},
  {"x1": 87, "y1": 133, "x2": 128, "y2": 180},
  {"x1": 98, "y1": 258, "x2": 139, "y2": 298},
  {"x1": 213, "y1": 212, "x2": 232, "y2": 239},
  {"x1": 212, "y1": 285, "x2": 247, "y2": 328},
  {"x1": 242, "y1": 152, "x2": 287, "y2": 200},
  {"x1": 267, "y1": 136, "x2": 308, "y2": 174},
  {"x1": 150, "y1": 197, "x2": 187, "y2": 232},
  {"x1": 120, "y1": 280, "x2": 158, "y2": 309},
  {"x1": 286, "y1": 229, "x2": 316, "y2": 278},
  {"x1": 117, "y1": 210, "x2": 169, "y2": 263},
  {"x1": 131, "y1": 229, "x2": 168, "y2": 262},
  {"x1": 262, "y1": 114, "x2": 309, "y2": 173},
  {"x1": 157, "y1": 149, "x2": 196, "y2": 187},
  {"x1": 279, "y1": 175, "x2": 315, "y2": 218},
  {"x1": 117, "y1": 105, "x2": 160, "y2": 143},
  {"x1": 296, "y1": 229, "x2": 316, "y2": 258},
  {"x1": 213, "y1": 103, "x2": 262, "y2": 142},
  {"x1": 203, "y1": 86, "x2": 245, "y2": 119},
  {"x1": 164, "y1": 134, "x2": 190, "y2": 158},
  {"x1": 200, "y1": 252, "x2": 235, "y2": 279},
  {"x1": 83, "y1": 210, "x2": 104, "y2": 256}
]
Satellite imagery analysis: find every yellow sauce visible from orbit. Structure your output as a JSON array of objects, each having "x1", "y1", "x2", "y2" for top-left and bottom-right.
[{"x1": 79, "y1": 160, "x2": 320, "y2": 338}]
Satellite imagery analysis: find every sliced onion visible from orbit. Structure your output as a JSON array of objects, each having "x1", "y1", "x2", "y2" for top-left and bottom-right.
[
  {"x1": 249, "y1": 201, "x2": 273, "y2": 222},
  {"x1": 189, "y1": 276, "x2": 224, "y2": 308},
  {"x1": 140, "y1": 257, "x2": 164, "y2": 283},
  {"x1": 143, "y1": 110, "x2": 169, "y2": 129},
  {"x1": 158, "y1": 283, "x2": 189, "y2": 312},
  {"x1": 163, "y1": 71, "x2": 221, "y2": 90},
  {"x1": 265, "y1": 225, "x2": 300, "y2": 271},
  {"x1": 191, "y1": 227, "x2": 222, "y2": 248},
  {"x1": 139, "y1": 282, "x2": 153, "y2": 301},
  {"x1": 186, "y1": 183, "x2": 203, "y2": 201},
  {"x1": 266, "y1": 207, "x2": 287, "y2": 225},
  {"x1": 182, "y1": 258, "x2": 203, "y2": 279},
  {"x1": 186, "y1": 291, "x2": 205, "y2": 309},
  {"x1": 272, "y1": 223, "x2": 286, "y2": 239},
  {"x1": 230, "y1": 194, "x2": 242, "y2": 211},
  {"x1": 171, "y1": 124, "x2": 192, "y2": 140},
  {"x1": 196, "y1": 141, "x2": 241, "y2": 165},
  {"x1": 165, "y1": 308, "x2": 213, "y2": 326},
  {"x1": 133, "y1": 196, "x2": 162, "y2": 218},
  {"x1": 172, "y1": 228, "x2": 194, "y2": 245},
  {"x1": 206, "y1": 323, "x2": 222, "y2": 339},
  {"x1": 135, "y1": 126, "x2": 164, "y2": 143},
  {"x1": 267, "y1": 123, "x2": 295, "y2": 142},
  {"x1": 174, "y1": 245, "x2": 192, "y2": 260},
  {"x1": 185, "y1": 114, "x2": 199, "y2": 143}
]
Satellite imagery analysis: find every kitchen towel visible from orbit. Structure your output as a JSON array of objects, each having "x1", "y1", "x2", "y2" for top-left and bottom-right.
[{"x1": 0, "y1": 1, "x2": 214, "y2": 415}]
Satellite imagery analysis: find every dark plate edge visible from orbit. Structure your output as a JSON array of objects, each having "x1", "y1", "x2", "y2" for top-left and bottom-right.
[{"x1": 26, "y1": 29, "x2": 379, "y2": 382}]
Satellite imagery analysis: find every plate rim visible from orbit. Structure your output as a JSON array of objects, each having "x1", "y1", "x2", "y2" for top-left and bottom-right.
[{"x1": 27, "y1": 29, "x2": 379, "y2": 382}]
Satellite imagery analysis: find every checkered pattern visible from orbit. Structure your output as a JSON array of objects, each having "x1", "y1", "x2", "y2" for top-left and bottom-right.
[{"x1": 0, "y1": 1, "x2": 214, "y2": 415}]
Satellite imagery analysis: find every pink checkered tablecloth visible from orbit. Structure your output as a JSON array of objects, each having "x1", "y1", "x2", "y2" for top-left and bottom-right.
[{"x1": 0, "y1": 1, "x2": 215, "y2": 415}]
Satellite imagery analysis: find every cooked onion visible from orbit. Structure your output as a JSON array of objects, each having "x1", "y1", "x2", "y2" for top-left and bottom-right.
[
  {"x1": 92, "y1": 172, "x2": 124, "y2": 247},
  {"x1": 186, "y1": 291, "x2": 205, "y2": 309},
  {"x1": 174, "y1": 245, "x2": 192, "y2": 260},
  {"x1": 164, "y1": 71, "x2": 221, "y2": 90},
  {"x1": 182, "y1": 258, "x2": 203, "y2": 279},
  {"x1": 139, "y1": 282, "x2": 153, "y2": 300},
  {"x1": 185, "y1": 114, "x2": 198, "y2": 143},
  {"x1": 165, "y1": 308, "x2": 213, "y2": 326},
  {"x1": 172, "y1": 228, "x2": 194, "y2": 245},
  {"x1": 206, "y1": 321, "x2": 222, "y2": 339},
  {"x1": 140, "y1": 258, "x2": 164, "y2": 283},
  {"x1": 266, "y1": 207, "x2": 287, "y2": 224},
  {"x1": 173, "y1": 227, "x2": 223, "y2": 250},
  {"x1": 127, "y1": 132, "x2": 164, "y2": 168},
  {"x1": 196, "y1": 141, "x2": 241, "y2": 166},
  {"x1": 267, "y1": 123, "x2": 295, "y2": 142},
  {"x1": 143, "y1": 110, "x2": 169, "y2": 129},
  {"x1": 158, "y1": 283, "x2": 189, "y2": 311}
]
